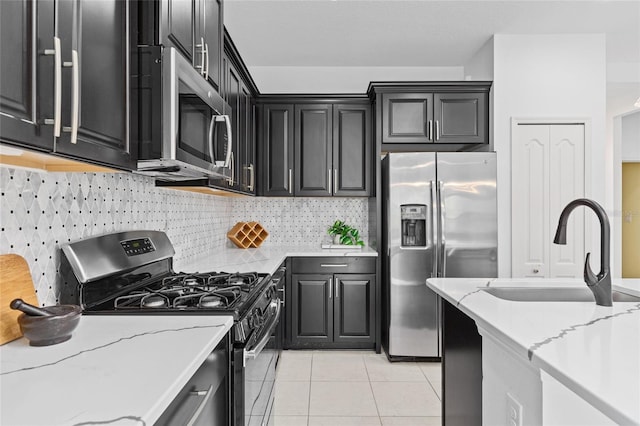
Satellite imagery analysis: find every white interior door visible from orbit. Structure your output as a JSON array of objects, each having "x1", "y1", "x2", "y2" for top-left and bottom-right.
[{"x1": 512, "y1": 123, "x2": 585, "y2": 278}]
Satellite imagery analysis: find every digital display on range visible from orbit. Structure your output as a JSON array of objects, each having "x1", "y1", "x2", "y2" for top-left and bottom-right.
[{"x1": 120, "y1": 238, "x2": 155, "y2": 256}]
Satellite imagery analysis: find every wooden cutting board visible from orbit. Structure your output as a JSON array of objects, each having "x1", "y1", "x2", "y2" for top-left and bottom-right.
[{"x1": 0, "y1": 254, "x2": 39, "y2": 345}]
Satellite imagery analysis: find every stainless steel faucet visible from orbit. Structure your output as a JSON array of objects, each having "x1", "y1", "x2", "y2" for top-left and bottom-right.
[{"x1": 553, "y1": 198, "x2": 612, "y2": 306}]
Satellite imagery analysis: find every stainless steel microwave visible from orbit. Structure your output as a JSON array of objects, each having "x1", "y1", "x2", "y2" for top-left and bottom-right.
[{"x1": 136, "y1": 47, "x2": 232, "y2": 181}]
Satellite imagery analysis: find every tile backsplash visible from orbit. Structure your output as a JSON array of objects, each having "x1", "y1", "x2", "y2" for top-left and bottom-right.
[{"x1": 0, "y1": 166, "x2": 369, "y2": 306}]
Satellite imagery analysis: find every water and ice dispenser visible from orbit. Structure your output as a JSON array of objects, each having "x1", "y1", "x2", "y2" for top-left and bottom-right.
[{"x1": 400, "y1": 204, "x2": 427, "y2": 247}]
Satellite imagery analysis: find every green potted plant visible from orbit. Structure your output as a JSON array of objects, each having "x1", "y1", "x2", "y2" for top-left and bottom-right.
[{"x1": 327, "y1": 220, "x2": 365, "y2": 246}]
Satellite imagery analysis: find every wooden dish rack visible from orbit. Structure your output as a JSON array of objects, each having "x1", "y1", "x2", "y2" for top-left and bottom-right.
[{"x1": 227, "y1": 222, "x2": 269, "y2": 248}]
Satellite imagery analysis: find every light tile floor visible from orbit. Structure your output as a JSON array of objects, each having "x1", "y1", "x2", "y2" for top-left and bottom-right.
[{"x1": 273, "y1": 350, "x2": 442, "y2": 426}]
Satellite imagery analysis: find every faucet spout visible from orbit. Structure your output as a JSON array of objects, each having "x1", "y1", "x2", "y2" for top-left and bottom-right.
[{"x1": 553, "y1": 198, "x2": 612, "y2": 306}]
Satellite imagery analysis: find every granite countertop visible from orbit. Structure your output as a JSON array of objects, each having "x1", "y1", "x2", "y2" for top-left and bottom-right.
[
  {"x1": 426, "y1": 277, "x2": 640, "y2": 425},
  {"x1": 0, "y1": 315, "x2": 233, "y2": 426},
  {"x1": 175, "y1": 244, "x2": 378, "y2": 276}
]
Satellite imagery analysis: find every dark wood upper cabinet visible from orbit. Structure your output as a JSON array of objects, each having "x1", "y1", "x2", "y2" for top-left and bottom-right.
[
  {"x1": 295, "y1": 104, "x2": 333, "y2": 196},
  {"x1": 54, "y1": 0, "x2": 134, "y2": 170},
  {"x1": 260, "y1": 99, "x2": 371, "y2": 197},
  {"x1": 196, "y1": 0, "x2": 222, "y2": 90},
  {"x1": 1, "y1": 0, "x2": 135, "y2": 170},
  {"x1": 382, "y1": 93, "x2": 432, "y2": 143},
  {"x1": 333, "y1": 103, "x2": 371, "y2": 196},
  {"x1": 372, "y1": 82, "x2": 492, "y2": 147},
  {"x1": 0, "y1": 0, "x2": 55, "y2": 151},
  {"x1": 260, "y1": 104, "x2": 294, "y2": 196},
  {"x1": 158, "y1": 0, "x2": 222, "y2": 91},
  {"x1": 434, "y1": 92, "x2": 487, "y2": 144}
]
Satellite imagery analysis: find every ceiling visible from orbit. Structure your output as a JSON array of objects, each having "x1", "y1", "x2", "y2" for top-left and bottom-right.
[{"x1": 224, "y1": 0, "x2": 640, "y2": 72}]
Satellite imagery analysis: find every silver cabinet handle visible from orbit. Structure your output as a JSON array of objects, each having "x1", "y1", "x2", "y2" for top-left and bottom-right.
[
  {"x1": 329, "y1": 278, "x2": 332, "y2": 299},
  {"x1": 186, "y1": 384, "x2": 214, "y2": 426},
  {"x1": 435, "y1": 120, "x2": 440, "y2": 141},
  {"x1": 320, "y1": 263, "x2": 348, "y2": 268},
  {"x1": 62, "y1": 50, "x2": 79, "y2": 144},
  {"x1": 203, "y1": 42, "x2": 209, "y2": 80},
  {"x1": 247, "y1": 164, "x2": 255, "y2": 191},
  {"x1": 195, "y1": 37, "x2": 205, "y2": 75},
  {"x1": 333, "y1": 168, "x2": 338, "y2": 194},
  {"x1": 428, "y1": 119, "x2": 433, "y2": 141},
  {"x1": 43, "y1": 37, "x2": 61, "y2": 137},
  {"x1": 328, "y1": 168, "x2": 332, "y2": 193},
  {"x1": 288, "y1": 169, "x2": 293, "y2": 194},
  {"x1": 335, "y1": 278, "x2": 339, "y2": 298}
]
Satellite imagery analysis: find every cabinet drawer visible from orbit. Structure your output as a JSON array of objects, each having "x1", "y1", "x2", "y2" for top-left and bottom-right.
[{"x1": 292, "y1": 257, "x2": 376, "y2": 274}]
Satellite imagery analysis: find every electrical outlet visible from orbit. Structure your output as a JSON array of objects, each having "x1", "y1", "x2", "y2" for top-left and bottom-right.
[{"x1": 506, "y1": 393, "x2": 523, "y2": 426}]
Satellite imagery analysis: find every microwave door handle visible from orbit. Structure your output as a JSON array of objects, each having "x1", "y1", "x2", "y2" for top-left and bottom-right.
[
  {"x1": 224, "y1": 115, "x2": 232, "y2": 167},
  {"x1": 208, "y1": 114, "x2": 215, "y2": 164}
]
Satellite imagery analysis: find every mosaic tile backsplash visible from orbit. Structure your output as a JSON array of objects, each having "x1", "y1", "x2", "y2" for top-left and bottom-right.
[{"x1": 0, "y1": 166, "x2": 369, "y2": 306}]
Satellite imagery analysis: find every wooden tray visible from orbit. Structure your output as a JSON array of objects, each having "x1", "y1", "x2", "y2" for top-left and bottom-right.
[{"x1": 1, "y1": 254, "x2": 39, "y2": 345}]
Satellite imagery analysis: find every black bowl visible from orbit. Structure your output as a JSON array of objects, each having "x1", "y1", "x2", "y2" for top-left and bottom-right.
[{"x1": 18, "y1": 305, "x2": 82, "y2": 346}]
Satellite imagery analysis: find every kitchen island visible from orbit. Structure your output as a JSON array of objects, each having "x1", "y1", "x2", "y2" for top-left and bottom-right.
[
  {"x1": 0, "y1": 315, "x2": 233, "y2": 426},
  {"x1": 427, "y1": 277, "x2": 640, "y2": 425}
]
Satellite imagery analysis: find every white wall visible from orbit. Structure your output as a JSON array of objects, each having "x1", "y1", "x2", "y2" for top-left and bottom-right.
[
  {"x1": 492, "y1": 34, "x2": 607, "y2": 277},
  {"x1": 464, "y1": 37, "x2": 494, "y2": 81},
  {"x1": 248, "y1": 66, "x2": 464, "y2": 94}
]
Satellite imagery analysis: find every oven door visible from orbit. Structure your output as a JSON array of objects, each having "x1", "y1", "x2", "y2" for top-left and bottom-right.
[{"x1": 242, "y1": 300, "x2": 281, "y2": 426}]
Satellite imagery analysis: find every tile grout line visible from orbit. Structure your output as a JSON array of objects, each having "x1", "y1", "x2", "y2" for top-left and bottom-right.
[
  {"x1": 307, "y1": 352, "x2": 314, "y2": 426},
  {"x1": 363, "y1": 352, "x2": 383, "y2": 424}
]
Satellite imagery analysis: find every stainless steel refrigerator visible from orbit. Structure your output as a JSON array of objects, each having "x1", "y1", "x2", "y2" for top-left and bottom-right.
[{"x1": 381, "y1": 152, "x2": 497, "y2": 358}]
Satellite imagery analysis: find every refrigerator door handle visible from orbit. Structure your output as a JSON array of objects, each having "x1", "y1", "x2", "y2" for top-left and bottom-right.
[
  {"x1": 437, "y1": 181, "x2": 446, "y2": 277},
  {"x1": 430, "y1": 180, "x2": 437, "y2": 278}
]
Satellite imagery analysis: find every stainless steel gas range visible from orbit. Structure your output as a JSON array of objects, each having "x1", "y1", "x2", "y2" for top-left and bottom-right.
[{"x1": 59, "y1": 230, "x2": 280, "y2": 426}]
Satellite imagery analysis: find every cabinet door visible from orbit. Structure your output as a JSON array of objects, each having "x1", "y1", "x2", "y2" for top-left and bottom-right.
[
  {"x1": 0, "y1": 0, "x2": 55, "y2": 151},
  {"x1": 197, "y1": 0, "x2": 222, "y2": 90},
  {"x1": 333, "y1": 103, "x2": 371, "y2": 196},
  {"x1": 239, "y1": 85, "x2": 255, "y2": 194},
  {"x1": 226, "y1": 62, "x2": 242, "y2": 190},
  {"x1": 290, "y1": 274, "x2": 333, "y2": 346},
  {"x1": 261, "y1": 104, "x2": 294, "y2": 196},
  {"x1": 382, "y1": 93, "x2": 433, "y2": 143},
  {"x1": 433, "y1": 93, "x2": 487, "y2": 144},
  {"x1": 55, "y1": 0, "x2": 134, "y2": 170},
  {"x1": 161, "y1": 0, "x2": 194, "y2": 62},
  {"x1": 295, "y1": 104, "x2": 332, "y2": 196},
  {"x1": 334, "y1": 274, "x2": 375, "y2": 344}
]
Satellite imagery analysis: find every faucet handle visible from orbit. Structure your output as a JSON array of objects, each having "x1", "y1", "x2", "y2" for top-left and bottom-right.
[{"x1": 584, "y1": 252, "x2": 598, "y2": 286}]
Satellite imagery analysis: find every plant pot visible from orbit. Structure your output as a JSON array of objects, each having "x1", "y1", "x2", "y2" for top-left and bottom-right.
[{"x1": 333, "y1": 234, "x2": 341, "y2": 244}]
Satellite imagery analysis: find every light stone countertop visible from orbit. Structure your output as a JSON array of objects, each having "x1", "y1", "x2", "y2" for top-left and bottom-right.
[
  {"x1": 176, "y1": 244, "x2": 378, "y2": 276},
  {"x1": 426, "y1": 277, "x2": 640, "y2": 425},
  {"x1": 0, "y1": 315, "x2": 233, "y2": 426}
]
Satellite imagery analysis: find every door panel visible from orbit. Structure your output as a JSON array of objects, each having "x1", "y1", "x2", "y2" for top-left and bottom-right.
[
  {"x1": 512, "y1": 124, "x2": 585, "y2": 279},
  {"x1": 56, "y1": 0, "x2": 133, "y2": 169},
  {"x1": 334, "y1": 274, "x2": 375, "y2": 343},
  {"x1": 0, "y1": 0, "x2": 55, "y2": 150},
  {"x1": 622, "y1": 163, "x2": 640, "y2": 278},
  {"x1": 163, "y1": 0, "x2": 194, "y2": 61},
  {"x1": 548, "y1": 125, "x2": 585, "y2": 277},
  {"x1": 200, "y1": 0, "x2": 221, "y2": 89},
  {"x1": 261, "y1": 104, "x2": 294, "y2": 196},
  {"x1": 295, "y1": 104, "x2": 332, "y2": 196},
  {"x1": 437, "y1": 152, "x2": 497, "y2": 278},
  {"x1": 382, "y1": 93, "x2": 432, "y2": 143},
  {"x1": 333, "y1": 104, "x2": 370, "y2": 196},
  {"x1": 434, "y1": 93, "x2": 487, "y2": 144},
  {"x1": 291, "y1": 274, "x2": 333, "y2": 345}
]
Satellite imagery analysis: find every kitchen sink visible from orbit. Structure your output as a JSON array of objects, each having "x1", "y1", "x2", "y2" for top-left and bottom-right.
[{"x1": 481, "y1": 287, "x2": 640, "y2": 303}]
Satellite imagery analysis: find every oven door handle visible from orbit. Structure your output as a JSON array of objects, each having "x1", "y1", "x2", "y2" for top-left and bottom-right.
[
  {"x1": 243, "y1": 300, "x2": 281, "y2": 365},
  {"x1": 185, "y1": 384, "x2": 214, "y2": 426}
]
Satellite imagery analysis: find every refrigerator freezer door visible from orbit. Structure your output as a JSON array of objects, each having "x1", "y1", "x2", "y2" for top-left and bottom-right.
[
  {"x1": 386, "y1": 152, "x2": 440, "y2": 357},
  {"x1": 436, "y1": 152, "x2": 498, "y2": 278}
]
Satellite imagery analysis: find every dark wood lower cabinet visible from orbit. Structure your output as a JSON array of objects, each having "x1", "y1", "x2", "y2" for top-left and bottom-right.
[{"x1": 289, "y1": 272, "x2": 375, "y2": 349}]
